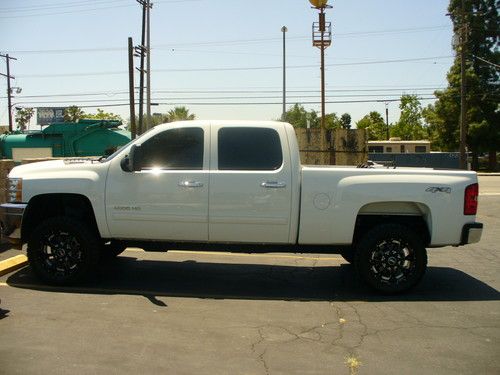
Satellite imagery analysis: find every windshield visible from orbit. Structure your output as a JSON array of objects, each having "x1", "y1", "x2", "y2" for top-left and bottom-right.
[{"x1": 103, "y1": 127, "x2": 157, "y2": 162}]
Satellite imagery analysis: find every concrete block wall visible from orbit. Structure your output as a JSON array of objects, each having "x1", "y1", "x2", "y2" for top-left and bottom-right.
[{"x1": 295, "y1": 128, "x2": 368, "y2": 166}]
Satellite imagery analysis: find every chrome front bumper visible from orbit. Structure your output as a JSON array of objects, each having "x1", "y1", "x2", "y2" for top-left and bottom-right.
[
  {"x1": 461, "y1": 223, "x2": 483, "y2": 245},
  {"x1": 0, "y1": 203, "x2": 27, "y2": 247}
]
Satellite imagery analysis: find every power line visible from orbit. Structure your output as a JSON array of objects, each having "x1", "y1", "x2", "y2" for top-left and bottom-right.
[
  {"x1": 13, "y1": 97, "x2": 441, "y2": 108},
  {"x1": 0, "y1": 86, "x2": 452, "y2": 100},
  {"x1": 0, "y1": 0, "x2": 199, "y2": 18},
  {"x1": 15, "y1": 55, "x2": 453, "y2": 78},
  {"x1": 472, "y1": 54, "x2": 500, "y2": 69},
  {"x1": 3, "y1": 25, "x2": 451, "y2": 54},
  {"x1": 9, "y1": 93, "x2": 442, "y2": 105},
  {"x1": 12, "y1": 92, "x2": 498, "y2": 106},
  {"x1": 0, "y1": 0, "x2": 129, "y2": 12}
]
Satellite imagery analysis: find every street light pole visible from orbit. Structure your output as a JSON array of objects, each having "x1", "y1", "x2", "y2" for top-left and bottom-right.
[{"x1": 281, "y1": 26, "x2": 287, "y2": 121}]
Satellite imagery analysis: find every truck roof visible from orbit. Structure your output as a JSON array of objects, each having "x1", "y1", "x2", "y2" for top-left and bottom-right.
[{"x1": 152, "y1": 120, "x2": 290, "y2": 131}]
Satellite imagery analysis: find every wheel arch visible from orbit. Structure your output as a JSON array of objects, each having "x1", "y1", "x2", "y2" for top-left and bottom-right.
[
  {"x1": 22, "y1": 193, "x2": 100, "y2": 242},
  {"x1": 354, "y1": 201, "x2": 432, "y2": 247}
]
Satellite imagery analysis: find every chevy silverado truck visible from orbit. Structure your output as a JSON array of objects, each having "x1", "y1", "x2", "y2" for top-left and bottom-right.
[{"x1": 0, "y1": 121, "x2": 483, "y2": 293}]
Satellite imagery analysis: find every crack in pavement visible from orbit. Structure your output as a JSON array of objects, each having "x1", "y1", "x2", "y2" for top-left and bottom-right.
[{"x1": 250, "y1": 327, "x2": 270, "y2": 375}]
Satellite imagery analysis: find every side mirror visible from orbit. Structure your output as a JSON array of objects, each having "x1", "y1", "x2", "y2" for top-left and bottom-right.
[
  {"x1": 120, "y1": 144, "x2": 143, "y2": 172},
  {"x1": 120, "y1": 155, "x2": 132, "y2": 172},
  {"x1": 129, "y1": 144, "x2": 143, "y2": 171}
]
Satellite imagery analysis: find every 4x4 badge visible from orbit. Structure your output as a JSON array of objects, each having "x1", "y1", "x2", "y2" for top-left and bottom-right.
[{"x1": 426, "y1": 187, "x2": 451, "y2": 194}]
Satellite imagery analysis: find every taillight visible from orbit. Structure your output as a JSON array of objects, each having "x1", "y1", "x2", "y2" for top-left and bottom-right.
[{"x1": 464, "y1": 183, "x2": 478, "y2": 215}]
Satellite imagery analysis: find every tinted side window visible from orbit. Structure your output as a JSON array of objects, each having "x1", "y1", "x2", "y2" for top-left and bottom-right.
[
  {"x1": 141, "y1": 127, "x2": 203, "y2": 169},
  {"x1": 218, "y1": 127, "x2": 283, "y2": 170}
]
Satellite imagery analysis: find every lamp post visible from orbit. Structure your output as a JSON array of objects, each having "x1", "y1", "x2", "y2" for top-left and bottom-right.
[
  {"x1": 281, "y1": 26, "x2": 287, "y2": 121},
  {"x1": 309, "y1": 0, "x2": 332, "y2": 129}
]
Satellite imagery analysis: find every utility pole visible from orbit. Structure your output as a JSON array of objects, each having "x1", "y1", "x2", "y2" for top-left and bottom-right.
[
  {"x1": 128, "y1": 37, "x2": 137, "y2": 139},
  {"x1": 136, "y1": 0, "x2": 151, "y2": 136},
  {"x1": 281, "y1": 26, "x2": 287, "y2": 121},
  {"x1": 146, "y1": 1, "x2": 153, "y2": 131},
  {"x1": 319, "y1": 7, "x2": 326, "y2": 129},
  {"x1": 310, "y1": 1, "x2": 332, "y2": 129},
  {"x1": 385, "y1": 103, "x2": 390, "y2": 140},
  {"x1": 0, "y1": 54, "x2": 17, "y2": 132},
  {"x1": 459, "y1": 0, "x2": 468, "y2": 170}
]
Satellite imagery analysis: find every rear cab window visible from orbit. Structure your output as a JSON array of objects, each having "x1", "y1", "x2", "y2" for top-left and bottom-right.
[{"x1": 217, "y1": 127, "x2": 283, "y2": 170}]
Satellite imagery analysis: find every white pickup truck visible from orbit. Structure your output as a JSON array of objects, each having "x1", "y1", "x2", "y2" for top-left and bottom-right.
[{"x1": 0, "y1": 121, "x2": 483, "y2": 293}]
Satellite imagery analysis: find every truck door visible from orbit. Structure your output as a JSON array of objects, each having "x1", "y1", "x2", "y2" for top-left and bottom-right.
[
  {"x1": 209, "y1": 125, "x2": 292, "y2": 243},
  {"x1": 106, "y1": 126, "x2": 209, "y2": 241}
]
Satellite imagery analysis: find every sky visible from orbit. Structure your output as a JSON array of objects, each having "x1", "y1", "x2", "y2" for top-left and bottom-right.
[{"x1": 0, "y1": 0, "x2": 455, "y2": 129}]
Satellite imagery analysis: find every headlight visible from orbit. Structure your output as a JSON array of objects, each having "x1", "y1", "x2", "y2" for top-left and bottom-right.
[{"x1": 7, "y1": 178, "x2": 23, "y2": 203}]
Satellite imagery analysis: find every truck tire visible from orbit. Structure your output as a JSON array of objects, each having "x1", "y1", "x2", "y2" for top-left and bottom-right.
[
  {"x1": 100, "y1": 241, "x2": 127, "y2": 260},
  {"x1": 27, "y1": 217, "x2": 100, "y2": 285},
  {"x1": 354, "y1": 223, "x2": 427, "y2": 294}
]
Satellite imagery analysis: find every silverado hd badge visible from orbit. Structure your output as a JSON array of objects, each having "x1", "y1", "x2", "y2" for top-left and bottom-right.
[{"x1": 113, "y1": 206, "x2": 141, "y2": 211}]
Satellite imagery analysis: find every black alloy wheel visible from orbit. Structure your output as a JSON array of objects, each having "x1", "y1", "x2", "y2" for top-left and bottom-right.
[
  {"x1": 354, "y1": 223, "x2": 427, "y2": 294},
  {"x1": 27, "y1": 217, "x2": 100, "y2": 285}
]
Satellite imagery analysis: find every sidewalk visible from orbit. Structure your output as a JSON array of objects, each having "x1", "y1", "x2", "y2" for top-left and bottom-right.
[{"x1": 0, "y1": 243, "x2": 25, "y2": 262}]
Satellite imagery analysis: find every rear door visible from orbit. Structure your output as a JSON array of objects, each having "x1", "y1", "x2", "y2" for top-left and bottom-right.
[{"x1": 208, "y1": 125, "x2": 292, "y2": 243}]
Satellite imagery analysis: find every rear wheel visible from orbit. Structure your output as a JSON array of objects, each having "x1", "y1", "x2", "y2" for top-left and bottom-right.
[
  {"x1": 354, "y1": 223, "x2": 427, "y2": 294},
  {"x1": 27, "y1": 217, "x2": 100, "y2": 285}
]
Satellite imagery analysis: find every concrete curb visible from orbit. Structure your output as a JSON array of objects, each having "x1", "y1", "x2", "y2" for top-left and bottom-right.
[{"x1": 0, "y1": 255, "x2": 28, "y2": 277}]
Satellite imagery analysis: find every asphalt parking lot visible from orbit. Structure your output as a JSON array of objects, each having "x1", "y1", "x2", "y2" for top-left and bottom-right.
[{"x1": 0, "y1": 176, "x2": 499, "y2": 374}]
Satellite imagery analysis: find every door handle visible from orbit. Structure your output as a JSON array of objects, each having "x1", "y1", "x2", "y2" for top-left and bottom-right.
[
  {"x1": 178, "y1": 181, "x2": 204, "y2": 188},
  {"x1": 261, "y1": 181, "x2": 286, "y2": 189}
]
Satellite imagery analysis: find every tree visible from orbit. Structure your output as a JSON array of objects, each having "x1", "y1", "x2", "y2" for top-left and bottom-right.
[
  {"x1": 83, "y1": 108, "x2": 122, "y2": 121},
  {"x1": 356, "y1": 111, "x2": 388, "y2": 140},
  {"x1": 282, "y1": 104, "x2": 317, "y2": 128},
  {"x1": 340, "y1": 113, "x2": 352, "y2": 129},
  {"x1": 15, "y1": 107, "x2": 34, "y2": 131},
  {"x1": 282, "y1": 103, "x2": 342, "y2": 129},
  {"x1": 391, "y1": 95, "x2": 428, "y2": 140},
  {"x1": 64, "y1": 106, "x2": 85, "y2": 122},
  {"x1": 324, "y1": 112, "x2": 341, "y2": 129},
  {"x1": 424, "y1": 0, "x2": 499, "y2": 169},
  {"x1": 166, "y1": 106, "x2": 195, "y2": 122},
  {"x1": 128, "y1": 108, "x2": 196, "y2": 131}
]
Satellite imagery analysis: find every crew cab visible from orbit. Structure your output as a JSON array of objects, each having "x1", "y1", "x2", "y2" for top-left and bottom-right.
[{"x1": 0, "y1": 121, "x2": 483, "y2": 293}]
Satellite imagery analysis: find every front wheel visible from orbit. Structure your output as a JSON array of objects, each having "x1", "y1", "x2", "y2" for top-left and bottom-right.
[
  {"x1": 27, "y1": 217, "x2": 100, "y2": 285},
  {"x1": 354, "y1": 223, "x2": 427, "y2": 294}
]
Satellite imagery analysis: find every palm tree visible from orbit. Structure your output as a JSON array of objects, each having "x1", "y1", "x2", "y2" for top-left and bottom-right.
[
  {"x1": 63, "y1": 106, "x2": 85, "y2": 122},
  {"x1": 166, "y1": 106, "x2": 195, "y2": 122}
]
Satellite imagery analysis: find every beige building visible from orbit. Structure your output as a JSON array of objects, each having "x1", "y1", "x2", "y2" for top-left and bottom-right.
[{"x1": 368, "y1": 138, "x2": 430, "y2": 154}]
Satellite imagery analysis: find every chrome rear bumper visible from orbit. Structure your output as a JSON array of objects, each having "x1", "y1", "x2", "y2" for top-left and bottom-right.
[{"x1": 460, "y1": 223, "x2": 483, "y2": 245}]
